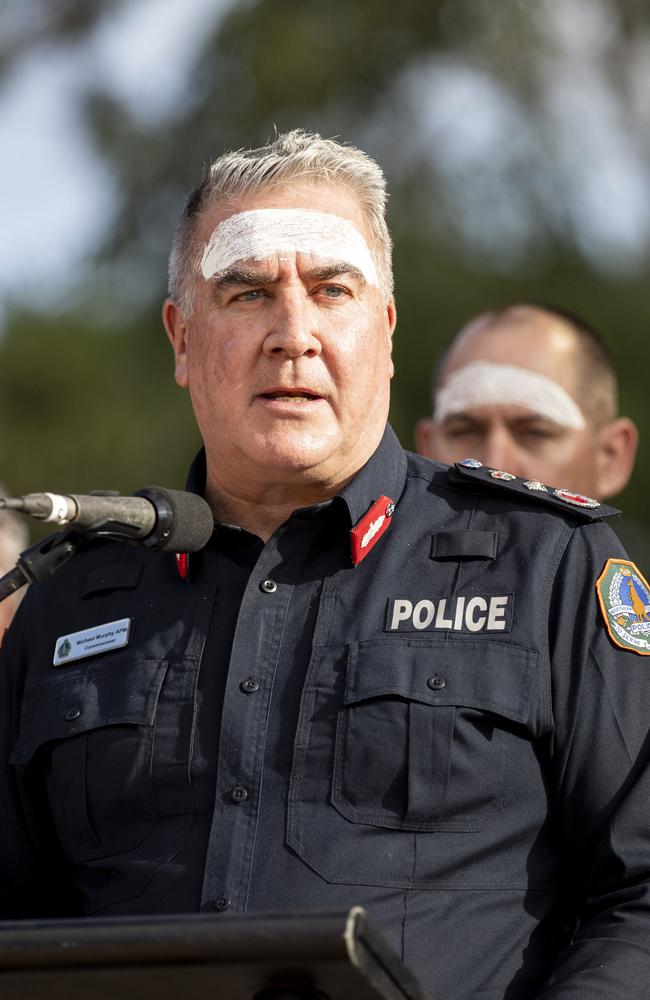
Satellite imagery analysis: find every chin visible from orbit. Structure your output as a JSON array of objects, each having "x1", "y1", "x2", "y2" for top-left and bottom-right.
[
  {"x1": 247, "y1": 428, "x2": 337, "y2": 475},
  {"x1": 252, "y1": 447, "x2": 330, "y2": 476}
]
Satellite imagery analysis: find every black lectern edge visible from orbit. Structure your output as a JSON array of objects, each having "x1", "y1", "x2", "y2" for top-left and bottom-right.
[
  {"x1": 345, "y1": 908, "x2": 431, "y2": 1000},
  {"x1": 0, "y1": 908, "x2": 432, "y2": 999}
]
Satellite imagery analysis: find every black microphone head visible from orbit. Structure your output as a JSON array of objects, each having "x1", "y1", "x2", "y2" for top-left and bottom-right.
[{"x1": 135, "y1": 487, "x2": 214, "y2": 552}]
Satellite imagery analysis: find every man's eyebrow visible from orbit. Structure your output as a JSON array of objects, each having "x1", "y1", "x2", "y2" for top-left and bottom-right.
[
  {"x1": 211, "y1": 260, "x2": 368, "y2": 291},
  {"x1": 441, "y1": 411, "x2": 480, "y2": 424},
  {"x1": 306, "y1": 262, "x2": 367, "y2": 285},
  {"x1": 211, "y1": 267, "x2": 276, "y2": 289},
  {"x1": 511, "y1": 413, "x2": 563, "y2": 428}
]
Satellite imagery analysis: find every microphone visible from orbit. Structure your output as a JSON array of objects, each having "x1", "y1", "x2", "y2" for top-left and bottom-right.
[{"x1": 0, "y1": 487, "x2": 214, "y2": 553}]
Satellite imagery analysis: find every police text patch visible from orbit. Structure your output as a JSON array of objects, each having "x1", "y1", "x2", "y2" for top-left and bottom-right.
[{"x1": 385, "y1": 595, "x2": 512, "y2": 633}]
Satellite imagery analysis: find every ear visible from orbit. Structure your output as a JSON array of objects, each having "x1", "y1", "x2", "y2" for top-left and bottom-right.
[
  {"x1": 594, "y1": 417, "x2": 639, "y2": 499},
  {"x1": 414, "y1": 416, "x2": 434, "y2": 457},
  {"x1": 385, "y1": 296, "x2": 397, "y2": 379},
  {"x1": 162, "y1": 298, "x2": 189, "y2": 388}
]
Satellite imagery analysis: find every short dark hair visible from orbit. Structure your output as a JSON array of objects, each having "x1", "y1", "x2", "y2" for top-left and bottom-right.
[{"x1": 432, "y1": 302, "x2": 618, "y2": 425}]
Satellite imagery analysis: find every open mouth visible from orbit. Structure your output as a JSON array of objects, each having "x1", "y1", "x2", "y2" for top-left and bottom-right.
[{"x1": 260, "y1": 390, "x2": 321, "y2": 402}]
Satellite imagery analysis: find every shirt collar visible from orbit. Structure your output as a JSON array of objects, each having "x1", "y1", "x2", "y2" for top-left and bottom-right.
[
  {"x1": 185, "y1": 423, "x2": 408, "y2": 527},
  {"x1": 336, "y1": 424, "x2": 408, "y2": 526}
]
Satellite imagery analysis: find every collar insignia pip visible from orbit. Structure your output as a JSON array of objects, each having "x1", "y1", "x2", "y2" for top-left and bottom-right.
[
  {"x1": 553, "y1": 488, "x2": 600, "y2": 509},
  {"x1": 596, "y1": 558, "x2": 650, "y2": 655},
  {"x1": 350, "y1": 495, "x2": 395, "y2": 566}
]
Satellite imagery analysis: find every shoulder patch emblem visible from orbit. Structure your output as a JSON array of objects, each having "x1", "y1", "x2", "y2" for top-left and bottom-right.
[{"x1": 596, "y1": 559, "x2": 650, "y2": 655}]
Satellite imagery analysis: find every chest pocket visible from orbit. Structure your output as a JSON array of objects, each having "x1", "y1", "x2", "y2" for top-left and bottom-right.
[
  {"x1": 11, "y1": 659, "x2": 167, "y2": 862},
  {"x1": 332, "y1": 637, "x2": 538, "y2": 832}
]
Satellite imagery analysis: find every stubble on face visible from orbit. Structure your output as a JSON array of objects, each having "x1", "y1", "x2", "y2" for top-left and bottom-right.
[{"x1": 181, "y1": 182, "x2": 396, "y2": 507}]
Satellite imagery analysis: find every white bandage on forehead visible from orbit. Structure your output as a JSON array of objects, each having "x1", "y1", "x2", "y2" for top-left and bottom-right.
[
  {"x1": 200, "y1": 208, "x2": 379, "y2": 287},
  {"x1": 434, "y1": 361, "x2": 586, "y2": 430}
]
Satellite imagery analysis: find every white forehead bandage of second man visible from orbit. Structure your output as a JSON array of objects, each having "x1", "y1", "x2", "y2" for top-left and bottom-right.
[
  {"x1": 200, "y1": 208, "x2": 379, "y2": 287},
  {"x1": 434, "y1": 361, "x2": 586, "y2": 430}
]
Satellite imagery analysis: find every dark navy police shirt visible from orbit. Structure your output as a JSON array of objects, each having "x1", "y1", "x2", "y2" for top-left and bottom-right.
[{"x1": 1, "y1": 426, "x2": 649, "y2": 1000}]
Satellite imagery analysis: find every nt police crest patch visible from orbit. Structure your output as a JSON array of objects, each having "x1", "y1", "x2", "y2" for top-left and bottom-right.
[{"x1": 596, "y1": 558, "x2": 650, "y2": 656}]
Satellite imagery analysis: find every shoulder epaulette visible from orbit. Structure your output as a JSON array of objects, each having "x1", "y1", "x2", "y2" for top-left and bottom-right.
[{"x1": 448, "y1": 459, "x2": 620, "y2": 521}]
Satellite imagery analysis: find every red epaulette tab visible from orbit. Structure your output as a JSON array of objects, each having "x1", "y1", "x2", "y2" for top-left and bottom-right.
[{"x1": 350, "y1": 495, "x2": 395, "y2": 566}]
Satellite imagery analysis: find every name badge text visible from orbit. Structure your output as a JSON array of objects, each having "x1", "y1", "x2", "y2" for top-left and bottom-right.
[{"x1": 53, "y1": 617, "x2": 132, "y2": 666}]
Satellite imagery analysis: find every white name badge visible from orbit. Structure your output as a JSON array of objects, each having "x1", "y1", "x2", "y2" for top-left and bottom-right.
[{"x1": 53, "y1": 618, "x2": 132, "y2": 666}]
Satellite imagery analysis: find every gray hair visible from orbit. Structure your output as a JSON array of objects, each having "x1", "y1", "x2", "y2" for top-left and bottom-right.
[{"x1": 167, "y1": 129, "x2": 393, "y2": 313}]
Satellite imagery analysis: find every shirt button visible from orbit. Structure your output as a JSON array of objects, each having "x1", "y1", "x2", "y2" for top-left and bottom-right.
[
  {"x1": 212, "y1": 895, "x2": 230, "y2": 912},
  {"x1": 64, "y1": 707, "x2": 81, "y2": 721},
  {"x1": 427, "y1": 675, "x2": 447, "y2": 690},
  {"x1": 260, "y1": 579, "x2": 277, "y2": 594},
  {"x1": 230, "y1": 784, "x2": 248, "y2": 804},
  {"x1": 240, "y1": 677, "x2": 260, "y2": 694}
]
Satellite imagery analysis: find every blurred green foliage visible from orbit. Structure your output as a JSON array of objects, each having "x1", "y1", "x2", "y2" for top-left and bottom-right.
[{"x1": 1, "y1": 0, "x2": 649, "y2": 532}]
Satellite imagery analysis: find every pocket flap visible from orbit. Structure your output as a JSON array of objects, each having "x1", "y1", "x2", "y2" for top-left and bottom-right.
[
  {"x1": 82, "y1": 563, "x2": 143, "y2": 597},
  {"x1": 11, "y1": 659, "x2": 167, "y2": 764},
  {"x1": 430, "y1": 530, "x2": 498, "y2": 560},
  {"x1": 344, "y1": 637, "x2": 537, "y2": 725}
]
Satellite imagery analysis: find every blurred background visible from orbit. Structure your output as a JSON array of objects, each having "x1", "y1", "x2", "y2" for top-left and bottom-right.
[{"x1": 1, "y1": 0, "x2": 649, "y2": 537}]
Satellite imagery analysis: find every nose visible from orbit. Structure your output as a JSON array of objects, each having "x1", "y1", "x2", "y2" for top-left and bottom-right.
[
  {"x1": 263, "y1": 291, "x2": 321, "y2": 359},
  {"x1": 482, "y1": 430, "x2": 527, "y2": 478}
]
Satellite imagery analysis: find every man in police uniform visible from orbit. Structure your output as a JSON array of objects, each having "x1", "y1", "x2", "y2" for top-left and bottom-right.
[{"x1": 1, "y1": 131, "x2": 649, "y2": 1000}]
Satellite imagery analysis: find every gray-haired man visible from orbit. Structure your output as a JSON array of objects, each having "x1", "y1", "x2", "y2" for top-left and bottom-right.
[{"x1": 1, "y1": 131, "x2": 649, "y2": 1000}]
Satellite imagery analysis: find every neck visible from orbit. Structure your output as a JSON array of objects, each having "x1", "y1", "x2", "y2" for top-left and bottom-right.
[{"x1": 204, "y1": 470, "x2": 349, "y2": 542}]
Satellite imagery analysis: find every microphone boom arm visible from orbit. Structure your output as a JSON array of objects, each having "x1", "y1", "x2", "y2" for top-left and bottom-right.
[
  {"x1": 0, "y1": 485, "x2": 215, "y2": 605},
  {"x1": 0, "y1": 529, "x2": 83, "y2": 604}
]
